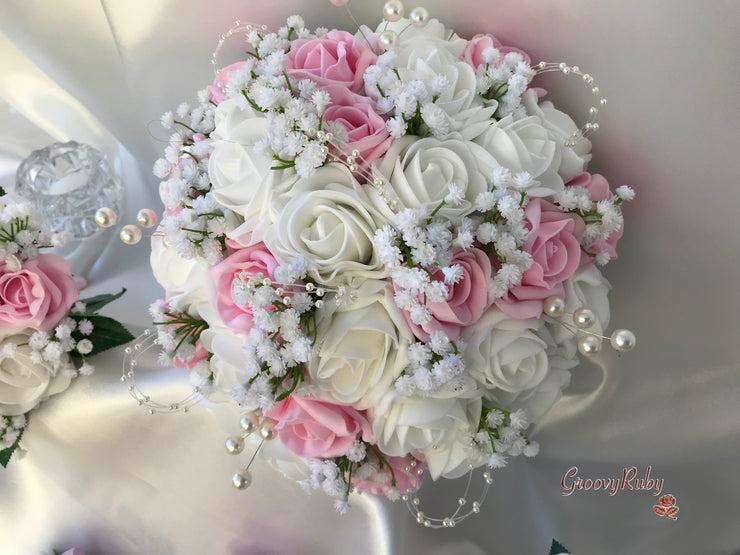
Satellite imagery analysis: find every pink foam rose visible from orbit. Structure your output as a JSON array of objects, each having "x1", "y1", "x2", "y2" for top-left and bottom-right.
[
  {"x1": 398, "y1": 248, "x2": 492, "y2": 342},
  {"x1": 495, "y1": 199, "x2": 585, "y2": 319},
  {"x1": 286, "y1": 30, "x2": 377, "y2": 93},
  {"x1": 208, "y1": 62, "x2": 247, "y2": 104},
  {"x1": 353, "y1": 453, "x2": 424, "y2": 496},
  {"x1": 211, "y1": 242, "x2": 279, "y2": 335},
  {"x1": 322, "y1": 85, "x2": 392, "y2": 166},
  {"x1": 0, "y1": 254, "x2": 80, "y2": 331},
  {"x1": 172, "y1": 338, "x2": 209, "y2": 370},
  {"x1": 567, "y1": 172, "x2": 623, "y2": 261},
  {"x1": 462, "y1": 33, "x2": 531, "y2": 69},
  {"x1": 266, "y1": 396, "x2": 373, "y2": 459}
]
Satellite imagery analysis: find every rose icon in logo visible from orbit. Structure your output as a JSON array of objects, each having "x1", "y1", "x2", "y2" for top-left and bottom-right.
[{"x1": 653, "y1": 494, "x2": 679, "y2": 520}]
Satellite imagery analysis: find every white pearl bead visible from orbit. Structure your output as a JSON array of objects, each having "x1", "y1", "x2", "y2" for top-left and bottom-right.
[
  {"x1": 136, "y1": 208, "x2": 158, "y2": 228},
  {"x1": 578, "y1": 334, "x2": 601, "y2": 355},
  {"x1": 329, "y1": 0, "x2": 349, "y2": 5},
  {"x1": 382, "y1": 0, "x2": 404, "y2": 22},
  {"x1": 120, "y1": 225, "x2": 142, "y2": 245},
  {"x1": 225, "y1": 436, "x2": 244, "y2": 454},
  {"x1": 610, "y1": 329, "x2": 636, "y2": 352},
  {"x1": 94, "y1": 207, "x2": 117, "y2": 228},
  {"x1": 259, "y1": 420, "x2": 277, "y2": 440},
  {"x1": 232, "y1": 469, "x2": 252, "y2": 489},
  {"x1": 409, "y1": 7, "x2": 429, "y2": 27},
  {"x1": 240, "y1": 415, "x2": 258, "y2": 434},
  {"x1": 378, "y1": 30, "x2": 399, "y2": 52},
  {"x1": 573, "y1": 307, "x2": 596, "y2": 328},
  {"x1": 542, "y1": 295, "x2": 566, "y2": 318}
]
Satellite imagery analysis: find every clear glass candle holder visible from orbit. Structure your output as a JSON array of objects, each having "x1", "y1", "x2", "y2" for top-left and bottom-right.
[{"x1": 15, "y1": 141, "x2": 123, "y2": 277}]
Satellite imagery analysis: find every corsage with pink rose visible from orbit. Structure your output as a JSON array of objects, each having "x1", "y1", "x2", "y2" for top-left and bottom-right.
[
  {"x1": 141, "y1": 2, "x2": 636, "y2": 526},
  {"x1": 0, "y1": 188, "x2": 133, "y2": 466}
]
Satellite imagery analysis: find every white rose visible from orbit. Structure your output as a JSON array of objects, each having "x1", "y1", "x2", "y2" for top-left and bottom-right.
[
  {"x1": 263, "y1": 164, "x2": 386, "y2": 284},
  {"x1": 371, "y1": 136, "x2": 491, "y2": 224},
  {"x1": 150, "y1": 232, "x2": 213, "y2": 312},
  {"x1": 200, "y1": 326, "x2": 248, "y2": 398},
  {"x1": 0, "y1": 333, "x2": 73, "y2": 415},
  {"x1": 208, "y1": 99, "x2": 274, "y2": 220},
  {"x1": 463, "y1": 308, "x2": 549, "y2": 394},
  {"x1": 369, "y1": 18, "x2": 467, "y2": 67},
  {"x1": 474, "y1": 114, "x2": 565, "y2": 196},
  {"x1": 371, "y1": 391, "x2": 482, "y2": 480},
  {"x1": 522, "y1": 89, "x2": 593, "y2": 182},
  {"x1": 309, "y1": 280, "x2": 412, "y2": 409},
  {"x1": 485, "y1": 366, "x2": 571, "y2": 424}
]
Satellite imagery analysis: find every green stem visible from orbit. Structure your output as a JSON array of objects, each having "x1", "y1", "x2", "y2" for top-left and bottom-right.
[{"x1": 174, "y1": 120, "x2": 198, "y2": 134}]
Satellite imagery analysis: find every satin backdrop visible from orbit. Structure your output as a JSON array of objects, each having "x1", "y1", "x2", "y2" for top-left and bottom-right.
[{"x1": 1, "y1": 1, "x2": 739, "y2": 553}]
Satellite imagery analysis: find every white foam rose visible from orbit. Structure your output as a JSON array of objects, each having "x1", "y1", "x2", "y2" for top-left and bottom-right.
[
  {"x1": 484, "y1": 366, "x2": 571, "y2": 424},
  {"x1": 522, "y1": 88, "x2": 593, "y2": 183},
  {"x1": 263, "y1": 164, "x2": 386, "y2": 284},
  {"x1": 371, "y1": 136, "x2": 491, "y2": 224},
  {"x1": 371, "y1": 390, "x2": 482, "y2": 480},
  {"x1": 0, "y1": 332, "x2": 73, "y2": 415},
  {"x1": 474, "y1": 113, "x2": 566, "y2": 196},
  {"x1": 150, "y1": 232, "x2": 213, "y2": 312},
  {"x1": 463, "y1": 308, "x2": 549, "y2": 394},
  {"x1": 309, "y1": 280, "x2": 412, "y2": 409},
  {"x1": 208, "y1": 98, "x2": 297, "y2": 223},
  {"x1": 369, "y1": 18, "x2": 467, "y2": 67}
]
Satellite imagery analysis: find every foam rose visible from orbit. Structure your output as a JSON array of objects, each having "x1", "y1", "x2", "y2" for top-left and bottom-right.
[
  {"x1": 463, "y1": 307, "x2": 549, "y2": 394},
  {"x1": 211, "y1": 242, "x2": 279, "y2": 335},
  {"x1": 397, "y1": 248, "x2": 492, "y2": 342},
  {"x1": 266, "y1": 395, "x2": 373, "y2": 459},
  {"x1": 286, "y1": 30, "x2": 377, "y2": 93},
  {"x1": 0, "y1": 332, "x2": 74, "y2": 415},
  {"x1": 322, "y1": 85, "x2": 392, "y2": 167},
  {"x1": 309, "y1": 281, "x2": 412, "y2": 409},
  {"x1": 567, "y1": 172, "x2": 623, "y2": 260},
  {"x1": 462, "y1": 33, "x2": 531, "y2": 69},
  {"x1": 495, "y1": 199, "x2": 585, "y2": 319},
  {"x1": 207, "y1": 62, "x2": 247, "y2": 104},
  {"x1": 0, "y1": 254, "x2": 80, "y2": 332},
  {"x1": 352, "y1": 453, "x2": 424, "y2": 496}
]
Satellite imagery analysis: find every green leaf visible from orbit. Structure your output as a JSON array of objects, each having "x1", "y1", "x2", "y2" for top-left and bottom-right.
[
  {"x1": 76, "y1": 288, "x2": 126, "y2": 315},
  {"x1": 0, "y1": 186, "x2": 5, "y2": 197},
  {"x1": 74, "y1": 315, "x2": 135, "y2": 356},
  {"x1": 549, "y1": 539, "x2": 570, "y2": 555},
  {"x1": 0, "y1": 423, "x2": 24, "y2": 468}
]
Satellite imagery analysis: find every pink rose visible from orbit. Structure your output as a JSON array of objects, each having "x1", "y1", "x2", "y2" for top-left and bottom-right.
[
  {"x1": 286, "y1": 30, "x2": 377, "y2": 93},
  {"x1": 172, "y1": 338, "x2": 209, "y2": 370},
  {"x1": 566, "y1": 172, "x2": 623, "y2": 261},
  {"x1": 211, "y1": 242, "x2": 279, "y2": 334},
  {"x1": 0, "y1": 254, "x2": 80, "y2": 331},
  {"x1": 208, "y1": 62, "x2": 247, "y2": 104},
  {"x1": 353, "y1": 453, "x2": 424, "y2": 496},
  {"x1": 266, "y1": 396, "x2": 373, "y2": 459},
  {"x1": 462, "y1": 33, "x2": 531, "y2": 69},
  {"x1": 495, "y1": 199, "x2": 585, "y2": 319},
  {"x1": 398, "y1": 248, "x2": 492, "y2": 342},
  {"x1": 322, "y1": 85, "x2": 392, "y2": 166}
]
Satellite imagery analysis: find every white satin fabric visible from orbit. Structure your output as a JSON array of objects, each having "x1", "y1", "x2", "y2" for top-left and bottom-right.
[{"x1": 1, "y1": 1, "x2": 739, "y2": 553}]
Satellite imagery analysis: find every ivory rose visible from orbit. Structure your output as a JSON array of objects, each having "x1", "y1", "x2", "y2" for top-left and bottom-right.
[
  {"x1": 286, "y1": 30, "x2": 377, "y2": 92},
  {"x1": 463, "y1": 308, "x2": 549, "y2": 394},
  {"x1": 495, "y1": 199, "x2": 585, "y2": 319},
  {"x1": 397, "y1": 248, "x2": 492, "y2": 342},
  {"x1": 263, "y1": 164, "x2": 386, "y2": 284},
  {"x1": 309, "y1": 281, "x2": 412, "y2": 409},
  {"x1": 266, "y1": 395, "x2": 373, "y2": 459},
  {"x1": 211, "y1": 242, "x2": 280, "y2": 334},
  {"x1": 0, "y1": 254, "x2": 80, "y2": 332},
  {"x1": 371, "y1": 391, "x2": 482, "y2": 480},
  {"x1": 372, "y1": 136, "x2": 491, "y2": 224},
  {"x1": 0, "y1": 332, "x2": 74, "y2": 415}
]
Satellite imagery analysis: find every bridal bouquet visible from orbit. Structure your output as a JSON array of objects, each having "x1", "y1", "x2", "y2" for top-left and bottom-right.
[
  {"x1": 149, "y1": 6, "x2": 633, "y2": 517},
  {"x1": 0, "y1": 189, "x2": 133, "y2": 466}
]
